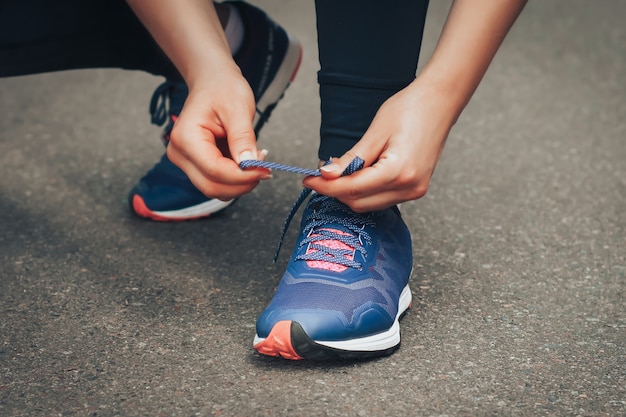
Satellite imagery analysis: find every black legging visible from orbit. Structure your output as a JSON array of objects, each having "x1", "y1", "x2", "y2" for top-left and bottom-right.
[
  {"x1": 315, "y1": 0, "x2": 429, "y2": 159},
  {"x1": 0, "y1": 0, "x2": 429, "y2": 159},
  {"x1": 0, "y1": 0, "x2": 180, "y2": 79}
]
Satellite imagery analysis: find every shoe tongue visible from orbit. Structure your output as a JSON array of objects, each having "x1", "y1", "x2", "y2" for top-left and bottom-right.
[{"x1": 305, "y1": 227, "x2": 355, "y2": 273}]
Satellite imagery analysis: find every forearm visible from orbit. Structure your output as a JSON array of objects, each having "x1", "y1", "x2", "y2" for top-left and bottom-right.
[
  {"x1": 418, "y1": 0, "x2": 527, "y2": 121},
  {"x1": 126, "y1": 0, "x2": 237, "y2": 88}
]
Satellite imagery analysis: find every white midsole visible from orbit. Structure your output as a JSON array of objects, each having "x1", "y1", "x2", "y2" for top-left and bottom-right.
[
  {"x1": 317, "y1": 285, "x2": 412, "y2": 352},
  {"x1": 151, "y1": 198, "x2": 234, "y2": 219}
]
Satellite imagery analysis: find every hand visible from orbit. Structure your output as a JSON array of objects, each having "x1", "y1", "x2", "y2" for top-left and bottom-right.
[
  {"x1": 303, "y1": 78, "x2": 458, "y2": 212},
  {"x1": 303, "y1": 0, "x2": 527, "y2": 213},
  {"x1": 127, "y1": 0, "x2": 270, "y2": 201},
  {"x1": 166, "y1": 67, "x2": 271, "y2": 201}
]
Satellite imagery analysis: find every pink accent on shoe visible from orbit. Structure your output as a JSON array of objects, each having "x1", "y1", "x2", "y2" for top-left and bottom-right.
[
  {"x1": 291, "y1": 45, "x2": 303, "y2": 82},
  {"x1": 305, "y1": 228, "x2": 355, "y2": 273},
  {"x1": 254, "y1": 321, "x2": 302, "y2": 360}
]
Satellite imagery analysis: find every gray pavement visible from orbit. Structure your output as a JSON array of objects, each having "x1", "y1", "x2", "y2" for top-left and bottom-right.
[{"x1": 1, "y1": 1, "x2": 624, "y2": 416}]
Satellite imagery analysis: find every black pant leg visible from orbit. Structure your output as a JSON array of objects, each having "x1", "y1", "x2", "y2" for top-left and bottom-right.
[
  {"x1": 0, "y1": 0, "x2": 180, "y2": 79},
  {"x1": 315, "y1": 0, "x2": 429, "y2": 160}
]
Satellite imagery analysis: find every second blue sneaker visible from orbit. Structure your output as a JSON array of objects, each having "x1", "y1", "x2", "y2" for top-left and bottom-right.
[
  {"x1": 129, "y1": 1, "x2": 302, "y2": 221},
  {"x1": 254, "y1": 194, "x2": 413, "y2": 360}
]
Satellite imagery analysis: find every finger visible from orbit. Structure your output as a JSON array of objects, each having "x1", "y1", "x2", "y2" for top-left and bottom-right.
[
  {"x1": 167, "y1": 129, "x2": 266, "y2": 186},
  {"x1": 169, "y1": 146, "x2": 262, "y2": 200},
  {"x1": 219, "y1": 89, "x2": 258, "y2": 164},
  {"x1": 307, "y1": 167, "x2": 413, "y2": 212},
  {"x1": 340, "y1": 189, "x2": 410, "y2": 213},
  {"x1": 318, "y1": 122, "x2": 389, "y2": 180},
  {"x1": 306, "y1": 170, "x2": 406, "y2": 212},
  {"x1": 230, "y1": 124, "x2": 258, "y2": 164},
  {"x1": 305, "y1": 153, "x2": 402, "y2": 199},
  {"x1": 304, "y1": 165, "x2": 382, "y2": 202},
  {"x1": 309, "y1": 158, "x2": 430, "y2": 212}
]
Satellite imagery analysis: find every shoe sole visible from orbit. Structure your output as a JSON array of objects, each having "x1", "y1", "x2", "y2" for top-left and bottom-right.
[
  {"x1": 131, "y1": 194, "x2": 235, "y2": 221},
  {"x1": 131, "y1": 34, "x2": 303, "y2": 222},
  {"x1": 253, "y1": 285, "x2": 412, "y2": 361}
]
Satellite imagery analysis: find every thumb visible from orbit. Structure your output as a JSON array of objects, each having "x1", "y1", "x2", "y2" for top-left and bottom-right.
[
  {"x1": 319, "y1": 119, "x2": 389, "y2": 179},
  {"x1": 318, "y1": 152, "x2": 363, "y2": 179},
  {"x1": 228, "y1": 121, "x2": 258, "y2": 164},
  {"x1": 221, "y1": 97, "x2": 257, "y2": 163},
  {"x1": 318, "y1": 142, "x2": 379, "y2": 179}
]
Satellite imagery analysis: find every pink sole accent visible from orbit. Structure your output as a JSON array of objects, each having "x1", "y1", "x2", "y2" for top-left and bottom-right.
[{"x1": 254, "y1": 321, "x2": 302, "y2": 360}]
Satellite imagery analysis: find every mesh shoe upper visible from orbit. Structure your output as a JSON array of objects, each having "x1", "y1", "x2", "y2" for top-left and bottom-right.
[{"x1": 255, "y1": 194, "x2": 413, "y2": 346}]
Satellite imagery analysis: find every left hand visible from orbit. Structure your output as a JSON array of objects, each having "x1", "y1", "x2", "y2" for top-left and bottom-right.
[{"x1": 304, "y1": 78, "x2": 458, "y2": 213}]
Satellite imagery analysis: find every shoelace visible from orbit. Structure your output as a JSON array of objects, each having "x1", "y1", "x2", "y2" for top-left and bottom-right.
[
  {"x1": 240, "y1": 158, "x2": 372, "y2": 268},
  {"x1": 239, "y1": 160, "x2": 321, "y2": 177},
  {"x1": 295, "y1": 194, "x2": 374, "y2": 270},
  {"x1": 149, "y1": 81, "x2": 188, "y2": 127}
]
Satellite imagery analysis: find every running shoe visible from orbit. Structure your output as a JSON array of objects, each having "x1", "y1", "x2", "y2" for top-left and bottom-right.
[
  {"x1": 129, "y1": 1, "x2": 302, "y2": 221},
  {"x1": 254, "y1": 193, "x2": 413, "y2": 360}
]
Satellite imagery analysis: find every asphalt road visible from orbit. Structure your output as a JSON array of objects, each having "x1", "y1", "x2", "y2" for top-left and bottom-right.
[{"x1": 1, "y1": 1, "x2": 624, "y2": 416}]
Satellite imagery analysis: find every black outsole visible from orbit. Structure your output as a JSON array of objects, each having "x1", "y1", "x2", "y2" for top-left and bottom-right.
[{"x1": 290, "y1": 321, "x2": 401, "y2": 361}]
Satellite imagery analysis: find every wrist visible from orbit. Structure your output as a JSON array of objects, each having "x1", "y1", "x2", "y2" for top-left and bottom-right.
[
  {"x1": 407, "y1": 74, "x2": 467, "y2": 127},
  {"x1": 185, "y1": 56, "x2": 242, "y2": 92}
]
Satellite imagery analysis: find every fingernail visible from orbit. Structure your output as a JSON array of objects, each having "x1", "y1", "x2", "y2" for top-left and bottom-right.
[
  {"x1": 320, "y1": 164, "x2": 339, "y2": 173},
  {"x1": 239, "y1": 151, "x2": 255, "y2": 161},
  {"x1": 259, "y1": 149, "x2": 269, "y2": 160},
  {"x1": 260, "y1": 173, "x2": 273, "y2": 180}
]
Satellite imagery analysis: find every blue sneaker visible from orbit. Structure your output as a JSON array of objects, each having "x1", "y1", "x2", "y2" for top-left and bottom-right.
[
  {"x1": 129, "y1": 1, "x2": 302, "y2": 221},
  {"x1": 254, "y1": 194, "x2": 413, "y2": 360}
]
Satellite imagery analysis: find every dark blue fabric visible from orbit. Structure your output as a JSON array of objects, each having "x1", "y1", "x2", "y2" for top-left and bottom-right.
[{"x1": 0, "y1": 0, "x2": 179, "y2": 79}]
